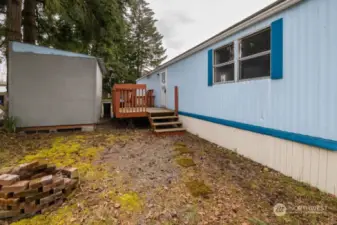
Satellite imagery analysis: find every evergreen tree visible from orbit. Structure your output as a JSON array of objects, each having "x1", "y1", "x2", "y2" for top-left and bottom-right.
[
  {"x1": 128, "y1": 0, "x2": 166, "y2": 79},
  {"x1": 0, "y1": 0, "x2": 166, "y2": 95}
]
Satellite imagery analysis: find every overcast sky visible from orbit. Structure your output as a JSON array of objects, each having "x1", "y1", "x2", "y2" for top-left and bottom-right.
[{"x1": 148, "y1": 0, "x2": 276, "y2": 61}]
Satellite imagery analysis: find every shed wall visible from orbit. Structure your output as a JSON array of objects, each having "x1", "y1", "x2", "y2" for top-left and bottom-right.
[{"x1": 9, "y1": 52, "x2": 99, "y2": 127}]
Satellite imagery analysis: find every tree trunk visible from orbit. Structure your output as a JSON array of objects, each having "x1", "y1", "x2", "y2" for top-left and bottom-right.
[
  {"x1": 6, "y1": 0, "x2": 22, "y2": 42},
  {"x1": 6, "y1": 0, "x2": 22, "y2": 107},
  {"x1": 23, "y1": 0, "x2": 37, "y2": 44}
]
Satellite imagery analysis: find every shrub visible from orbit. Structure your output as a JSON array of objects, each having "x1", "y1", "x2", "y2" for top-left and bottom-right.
[{"x1": 3, "y1": 115, "x2": 18, "y2": 133}]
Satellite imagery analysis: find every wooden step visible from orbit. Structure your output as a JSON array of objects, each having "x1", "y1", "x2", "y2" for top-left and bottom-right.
[
  {"x1": 149, "y1": 113, "x2": 175, "y2": 117},
  {"x1": 153, "y1": 121, "x2": 182, "y2": 127},
  {"x1": 150, "y1": 116, "x2": 179, "y2": 120},
  {"x1": 154, "y1": 127, "x2": 186, "y2": 133}
]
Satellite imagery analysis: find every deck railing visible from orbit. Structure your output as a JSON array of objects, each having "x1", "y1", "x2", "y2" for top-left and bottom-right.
[
  {"x1": 146, "y1": 89, "x2": 155, "y2": 107},
  {"x1": 112, "y1": 84, "x2": 150, "y2": 118}
]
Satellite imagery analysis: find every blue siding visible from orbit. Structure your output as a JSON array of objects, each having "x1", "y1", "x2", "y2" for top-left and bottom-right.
[
  {"x1": 271, "y1": 18, "x2": 283, "y2": 79},
  {"x1": 137, "y1": 73, "x2": 161, "y2": 107},
  {"x1": 139, "y1": 0, "x2": 337, "y2": 147}
]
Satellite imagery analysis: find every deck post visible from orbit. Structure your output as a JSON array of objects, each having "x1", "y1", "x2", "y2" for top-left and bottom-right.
[
  {"x1": 114, "y1": 90, "x2": 120, "y2": 118},
  {"x1": 174, "y1": 86, "x2": 179, "y2": 116},
  {"x1": 112, "y1": 88, "x2": 116, "y2": 118}
]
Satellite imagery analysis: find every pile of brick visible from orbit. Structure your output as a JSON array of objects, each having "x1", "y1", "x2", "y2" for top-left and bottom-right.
[{"x1": 0, "y1": 162, "x2": 78, "y2": 222}]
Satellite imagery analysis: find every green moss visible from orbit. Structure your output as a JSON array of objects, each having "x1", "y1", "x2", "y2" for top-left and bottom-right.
[
  {"x1": 19, "y1": 135, "x2": 109, "y2": 181},
  {"x1": 12, "y1": 205, "x2": 77, "y2": 225},
  {"x1": 185, "y1": 180, "x2": 212, "y2": 197},
  {"x1": 248, "y1": 218, "x2": 269, "y2": 225},
  {"x1": 183, "y1": 206, "x2": 199, "y2": 225},
  {"x1": 176, "y1": 157, "x2": 196, "y2": 168},
  {"x1": 250, "y1": 181, "x2": 259, "y2": 190},
  {"x1": 3, "y1": 133, "x2": 133, "y2": 224},
  {"x1": 117, "y1": 192, "x2": 143, "y2": 212},
  {"x1": 173, "y1": 146, "x2": 193, "y2": 155},
  {"x1": 174, "y1": 142, "x2": 186, "y2": 147}
]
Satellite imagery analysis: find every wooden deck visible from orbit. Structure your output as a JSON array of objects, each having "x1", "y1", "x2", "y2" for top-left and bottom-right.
[
  {"x1": 112, "y1": 84, "x2": 175, "y2": 119},
  {"x1": 112, "y1": 84, "x2": 185, "y2": 135},
  {"x1": 113, "y1": 84, "x2": 153, "y2": 118}
]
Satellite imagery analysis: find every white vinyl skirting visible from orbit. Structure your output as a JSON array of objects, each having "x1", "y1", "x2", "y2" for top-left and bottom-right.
[{"x1": 180, "y1": 115, "x2": 337, "y2": 195}]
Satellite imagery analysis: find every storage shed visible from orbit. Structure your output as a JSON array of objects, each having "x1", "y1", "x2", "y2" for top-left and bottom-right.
[
  {"x1": 137, "y1": 0, "x2": 337, "y2": 195},
  {"x1": 8, "y1": 42, "x2": 104, "y2": 131}
]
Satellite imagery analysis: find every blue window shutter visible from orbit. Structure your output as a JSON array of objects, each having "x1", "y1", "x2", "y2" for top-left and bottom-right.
[
  {"x1": 208, "y1": 49, "x2": 213, "y2": 86},
  {"x1": 271, "y1": 18, "x2": 283, "y2": 80}
]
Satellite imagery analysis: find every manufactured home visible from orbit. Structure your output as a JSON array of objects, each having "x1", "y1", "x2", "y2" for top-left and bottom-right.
[
  {"x1": 8, "y1": 42, "x2": 104, "y2": 131},
  {"x1": 137, "y1": 0, "x2": 337, "y2": 195}
]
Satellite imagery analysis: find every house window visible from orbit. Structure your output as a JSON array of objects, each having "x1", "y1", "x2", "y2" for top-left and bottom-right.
[
  {"x1": 239, "y1": 28, "x2": 271, "y2": 80},
  {"x1": 213, "y1": 43, "x2": 234, "y2": 83}
]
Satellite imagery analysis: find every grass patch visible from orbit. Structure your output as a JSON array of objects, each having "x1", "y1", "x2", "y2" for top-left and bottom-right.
[
  {"x1": 185, "y1": 180, "x2": 212, "y2": 198},
  {"x1": 176, "y1": 157, "x2": 196, "y2": 168}
]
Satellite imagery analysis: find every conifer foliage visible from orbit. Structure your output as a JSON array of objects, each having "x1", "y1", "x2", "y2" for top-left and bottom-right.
[{"x1": 0, "y1": 0, "x2": 167, "y2": 92}]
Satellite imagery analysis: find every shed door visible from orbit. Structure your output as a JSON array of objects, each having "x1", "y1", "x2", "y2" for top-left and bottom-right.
[{"x1": 160, "y1": 70, "x2": 167, "y2": 108}]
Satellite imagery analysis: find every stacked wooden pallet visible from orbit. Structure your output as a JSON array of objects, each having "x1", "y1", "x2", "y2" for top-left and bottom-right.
[
  {"x1": 0, "y1": 162, "x2": 78, "y2": 222},
  {"x1": 148, "y1": 110, "x2": 186, "y2": 135}
]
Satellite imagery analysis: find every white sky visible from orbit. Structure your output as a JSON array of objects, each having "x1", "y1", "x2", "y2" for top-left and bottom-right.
[{"x1": 148, "y1": 0, "x2": 277, "y2": 61}]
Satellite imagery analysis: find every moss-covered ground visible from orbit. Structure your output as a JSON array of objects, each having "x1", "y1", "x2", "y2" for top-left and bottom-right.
[
  {"x1": 175, "y1": 157, "x2": 196, "y2": 168},
  {"x1": 0, "y1": 126, "x2": 337, "y2": 225}
]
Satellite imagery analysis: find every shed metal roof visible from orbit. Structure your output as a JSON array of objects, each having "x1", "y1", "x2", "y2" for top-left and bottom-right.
[
  {"x1": 11, "y1": 42, "x2": 95, "y2": 59},
  {"x1": 10, "y1": 42, "x2": 107, "y2": 75}
]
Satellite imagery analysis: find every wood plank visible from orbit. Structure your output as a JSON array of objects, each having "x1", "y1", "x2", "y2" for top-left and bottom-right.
[
  {"x1": 117, "y1": 112, "x2": 147, "y2": 118},
  {"x1": 154, "y1": 131, "x2": 185, "y2": 136},
  {"x1": 153, "y1": 121, "x2": 182, "y2": 126},
  {"x1": 147, "y1": 107, "x2": 174, "y2": 114},
  {"x1": 113, "y1": 84, "x2": 146, "y2": 90},
  {"x1": 154, "y1": 128, "x2": 186, "y2": 133},
  {"x1": 151, "y1": 116, "x2": 178, "y2": 120},
  {"x1": 19, "y1": 124, "x2": 95, "y2": 131}
]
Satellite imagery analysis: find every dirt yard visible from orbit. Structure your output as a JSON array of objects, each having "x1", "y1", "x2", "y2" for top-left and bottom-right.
[{"x1": 0, "y1": 123, "x2": 337, "y2": 225}]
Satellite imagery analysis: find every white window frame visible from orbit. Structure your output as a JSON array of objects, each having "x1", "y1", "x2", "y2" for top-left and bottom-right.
[
  {"x1": 238, "y1": 27, "x2": 271, "y2": 81},
  {"x1": 213, "y1": 42, "x2": 235, "y2": 84}
]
